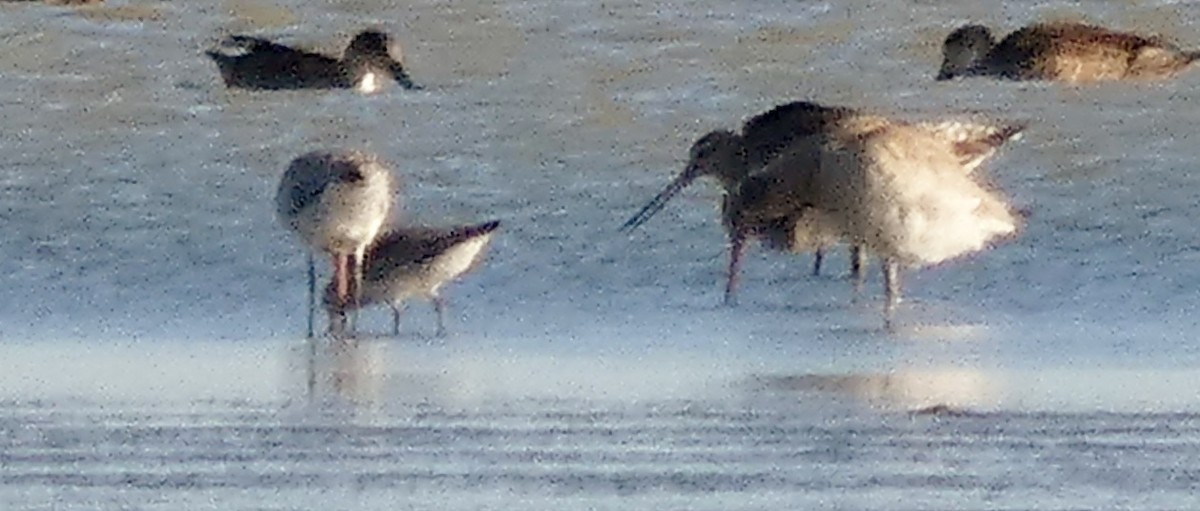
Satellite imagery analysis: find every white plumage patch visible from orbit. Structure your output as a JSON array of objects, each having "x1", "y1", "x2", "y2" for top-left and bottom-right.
[
  {"x1": 920, "y1": 120, "x2": 1022, "y2": 144},
  {"x1": 814, "y1": 123, "x2": 1018, "y2": 267},
  {"x1": 211, "y1": 40, "x2": 251, "y2": 58},
  {"x1": 356, "y1": 71, "x2": 381, "y2": 94},
  {"x1": 358, "y1": 231, "x2": 495, "y2": 307},
  {"x1": 429, "y1": 235, "x2": 493, "y2": 286}
]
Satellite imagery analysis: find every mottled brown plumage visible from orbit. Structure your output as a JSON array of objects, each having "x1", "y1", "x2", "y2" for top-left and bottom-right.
[
  {"x1": 938, "y1": 22, "x2": 1200, "y2": 83},
  {"x1": 742, "y1": 115, "x2": 1024, "y2": 328},
  {"x1": 621, "y1": 101, "x2": 866, "y2": 303}
]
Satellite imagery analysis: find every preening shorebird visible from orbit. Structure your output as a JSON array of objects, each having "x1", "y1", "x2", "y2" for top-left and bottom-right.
[
  {"x1": 275, "y1": 149, "x2": 397, "y2": 337},
  {"x1": 736, "y1": 114, "x2": 1025, "y2": 327}
]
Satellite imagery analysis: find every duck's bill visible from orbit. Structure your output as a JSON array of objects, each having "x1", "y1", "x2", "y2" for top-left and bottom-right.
[
  {"x1": 390, "y1": 62, "x2": 422, "y2": 90},
  {"x1": 619, "y1": 172, "x2": 693, "y2": 233}
]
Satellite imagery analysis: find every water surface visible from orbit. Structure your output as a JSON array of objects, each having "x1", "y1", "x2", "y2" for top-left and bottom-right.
[{"x1": 2, "y1": 0, "x2": 1200, "y2": 508}]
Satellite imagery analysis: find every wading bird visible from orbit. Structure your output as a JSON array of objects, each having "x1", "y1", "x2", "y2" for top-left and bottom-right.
[
  {"x1": 324, "y1": 220, "x2": 500, "y2": 337},
  {"x1": 739, "y1": 114, "x2": 1025, "y2": 327},
  {"x1": 621, "y1": 101, "x2": 868, "y2": 302},
  {"x1": 276, "y1": 149, "x2": 397, "y2": 337}
]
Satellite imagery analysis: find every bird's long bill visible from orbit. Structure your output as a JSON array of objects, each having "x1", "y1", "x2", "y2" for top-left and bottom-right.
[
  {"x1": 619, "y1": 170, "x2": 696, "y2": 233},
  {"x1": 390, "y1": 62, "x2": 422, "y2": 90}
]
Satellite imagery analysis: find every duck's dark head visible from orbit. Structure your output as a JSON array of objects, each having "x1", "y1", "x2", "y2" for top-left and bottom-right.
[
  {"x1": 346, "y1": 30, "x2": 394, "y2": 58},
  {"x1": 344, "y1": 29, "x2": 421, "y2": 91},
  {"x1": 937, "y1": 24, "x2": 995, "y2": 80}
]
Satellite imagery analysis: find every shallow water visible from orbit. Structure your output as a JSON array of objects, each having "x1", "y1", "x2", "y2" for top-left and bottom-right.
[{"x1": 2, "y1": 0, "x2": 1200, "y2": 508}]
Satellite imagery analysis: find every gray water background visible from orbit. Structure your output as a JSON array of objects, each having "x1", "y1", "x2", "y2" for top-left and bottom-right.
[{"x1": 3, "y1": 0, "x2": 1200, "y2": 508}]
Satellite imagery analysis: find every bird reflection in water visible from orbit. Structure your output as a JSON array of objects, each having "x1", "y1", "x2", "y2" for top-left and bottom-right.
[
  {"x1": 749, "y1": 369, "x2": 995, "y2": 413},
  {"x1": 295, "y1": 336, "x2": 388, "y2": 409}
]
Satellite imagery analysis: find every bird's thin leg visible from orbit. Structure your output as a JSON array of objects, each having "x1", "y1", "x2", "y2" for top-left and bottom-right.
[
  {"x1": 852, "y1": 244, "x2": 867, "y2": 293},
  {"x1": 812, "y1": 246, "x2": 825, "y2": 277},
  {"x1": 331, "y1": 254, "x2": 351, "y2": 338},
  {"x1": 724, "y1": 230, "x2": 746, "y2": 307},
  {"x1": 883, "y1": 258, "x2": 901, "y2": 331},
  {"x1": 351, "y1": 247, "x2": 367, "y2": 336},
  {"x1": 326, "y1": 304, "x2": 348, "y2": 340},
  {"x1": 333, "y1": 254, "x2": 350, "y2": 302},
  {"x1": 306, "y1": 252, "x2": 316, "y2": 339},
  {"x1": 390, "y1": 304, "x2": 402, "y2": 337},
  {"x1": 433, "y1": 296, "x2": 448, "y2": 338},
  {"x1": 305, "y1": 336, "x2": 317, "y2": 403}
]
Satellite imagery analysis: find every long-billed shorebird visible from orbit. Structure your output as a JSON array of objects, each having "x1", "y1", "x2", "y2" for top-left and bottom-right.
[
  {"x1": 937, "y1": 22, "x2": 1200, "y2": 83},
  {"x1": 276, "y1": 149, "x2": 397, "y2": 337},
  {"x1": 324, "y1": 220, "x2": 500, "y2": 337},
  {"x1": 206, "y1": 29, "x2": 421, "y2": 92},
  {"x1": 743, "y1": 114, "x2": 1025, "y2": 328},
  {"x1": 621, "y1": 101, "x2": 869, "y2": 303}
]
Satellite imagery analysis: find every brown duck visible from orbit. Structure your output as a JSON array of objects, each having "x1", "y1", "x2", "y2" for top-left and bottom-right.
[{"x1": 937, "y1": 22, "x2": 1200, "y2": 83}]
